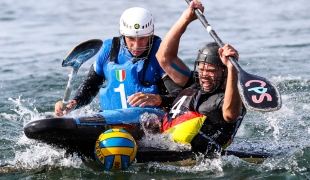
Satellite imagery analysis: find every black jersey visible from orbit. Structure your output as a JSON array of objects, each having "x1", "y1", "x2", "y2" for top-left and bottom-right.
[{"x1": 163, "y1": 86, "x2": 246, "y2": 154}]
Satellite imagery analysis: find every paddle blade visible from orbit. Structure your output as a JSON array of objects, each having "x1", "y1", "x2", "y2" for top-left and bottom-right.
[
  {"x1": 238, "y1": 70, "x2": 281, "y2": 112},
  {"x1": 62, "y1": 39, "x2": 103, "y2": 68}
]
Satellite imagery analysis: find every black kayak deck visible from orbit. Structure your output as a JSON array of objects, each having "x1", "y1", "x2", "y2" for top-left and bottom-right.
[{"x1": 24, "y1": 115, "x2": 272, "y2": 164}]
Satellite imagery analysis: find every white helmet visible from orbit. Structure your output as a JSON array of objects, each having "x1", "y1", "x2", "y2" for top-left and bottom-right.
[{"x1": 119, "y1": 7, "x2": 154, "y2": 37}]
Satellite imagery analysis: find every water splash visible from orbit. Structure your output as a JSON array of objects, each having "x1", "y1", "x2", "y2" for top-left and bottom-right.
[
  {"x1": 0, "y1": 96, "x2": 91, "y2": 173},
  {"x1": 12, "y1": 138, "x2": 83, "y2": 171},
  {"x1": 138, "y1": 112, "x2": 191, "y2": 151},
  {"x1": 8, "y1": 95, "x2": 41, "y2": 125},
  {"x1": 3, "y1": 95, "x2": 309, "y2": 175}
]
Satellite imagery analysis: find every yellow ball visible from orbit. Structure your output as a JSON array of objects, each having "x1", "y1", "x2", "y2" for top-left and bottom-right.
[{"x1": 94, "y1": 129, "x2": 137, "y2": 170}]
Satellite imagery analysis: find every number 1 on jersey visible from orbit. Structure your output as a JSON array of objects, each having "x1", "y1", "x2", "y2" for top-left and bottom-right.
[{"x1": 114, "y1": 83, "x2": 127, "y2": 108}]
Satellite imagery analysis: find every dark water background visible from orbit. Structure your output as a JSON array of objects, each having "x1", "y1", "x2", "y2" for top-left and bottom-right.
[{"x1": 1, "y1": 0, "x2": 310, "y2": 179}]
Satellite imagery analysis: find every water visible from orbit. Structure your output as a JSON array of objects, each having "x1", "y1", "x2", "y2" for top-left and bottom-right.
[{"x1": 1, "y1": 0, "x2": 310, "y2": 179}]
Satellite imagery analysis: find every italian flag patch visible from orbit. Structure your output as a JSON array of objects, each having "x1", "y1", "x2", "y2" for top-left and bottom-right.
[{"x1": 116, "y1": 69, "x2": 126, "y2": 82}]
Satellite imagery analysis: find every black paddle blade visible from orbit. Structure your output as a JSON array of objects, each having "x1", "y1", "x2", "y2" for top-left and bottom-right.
[
  {"x1": 62, "y1": 39, "x2": 103, "y2": 68},
  {"x1": 183, "y1": 0, "x2": 282, "y2": 112},
  {"x1": 238, "y1": 69, "x2": 282, "y2": 112}
]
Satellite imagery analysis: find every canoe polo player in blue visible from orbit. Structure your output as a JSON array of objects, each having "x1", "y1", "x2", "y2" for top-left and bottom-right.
[{"x1": 54, "y1": 7, "x2": 180, "y2": 116}]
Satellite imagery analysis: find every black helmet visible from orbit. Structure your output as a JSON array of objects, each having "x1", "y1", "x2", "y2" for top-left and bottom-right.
[{"x1": 195, "y1": 42, "x2": 224, "y2": 66}]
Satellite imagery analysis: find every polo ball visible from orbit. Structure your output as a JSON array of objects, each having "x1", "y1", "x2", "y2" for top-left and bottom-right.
[{"x1": 94, "y1": 129, "x2": 137, "y2": 171}]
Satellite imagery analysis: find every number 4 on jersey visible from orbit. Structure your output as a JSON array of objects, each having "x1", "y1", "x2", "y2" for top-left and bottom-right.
[{"x1": 170, "y1": 96, "x2": 187, "y2": 118}]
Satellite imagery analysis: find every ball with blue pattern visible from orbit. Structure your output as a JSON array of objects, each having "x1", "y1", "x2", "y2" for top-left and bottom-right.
[{"x1": 94, "y1": 129, "x2": 137, "y2": 170}]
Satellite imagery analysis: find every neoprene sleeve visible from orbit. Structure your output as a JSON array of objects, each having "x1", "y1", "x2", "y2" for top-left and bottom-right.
[
  {"x1": 73, "y1": 65, "x2": 104, "y2": 109},
  {"x1": 159, "y1": 75, "x2": 183, "y2": 110}
]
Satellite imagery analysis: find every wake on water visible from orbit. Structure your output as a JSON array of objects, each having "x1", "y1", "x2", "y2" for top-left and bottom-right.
[
  {"x1": 1, "y1": 93, "x2": 310, "y2": 174},
  {"x1": 0, "y1": 96, "x2": 227, "y2": 173},
  {"x1": 0, "y1": 96, "x2": 85, "y2": 174}
]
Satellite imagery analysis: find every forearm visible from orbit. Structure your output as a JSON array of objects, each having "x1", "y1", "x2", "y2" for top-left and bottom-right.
[
  {"x1": 222, "y1": 66, "x2": 242, "y2": 123},
  {"x1": 156, "y1": 0, "x2": 200, "y2": 66},
  {"x1": 157, "y1": 16, "x2": 190, "y2": 65},
  {"x1": 73, "y1": 65, "x2": 104, "y2": 109},
  {"x1": 156, "y1": 14, "x2": 192, "y2": 87}
]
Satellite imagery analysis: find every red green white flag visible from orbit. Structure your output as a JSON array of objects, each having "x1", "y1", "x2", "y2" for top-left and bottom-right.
[{"x1": 116, "y1": 70, "x2": 126, "y2": 82}]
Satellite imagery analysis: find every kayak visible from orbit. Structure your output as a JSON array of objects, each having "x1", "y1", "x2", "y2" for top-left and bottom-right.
[{"x1": 24, "y1": 108, "x2": 271, "y2": 164}]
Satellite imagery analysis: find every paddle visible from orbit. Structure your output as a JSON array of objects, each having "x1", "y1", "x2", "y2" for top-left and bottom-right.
[
  {"x1": 136, "y1": 147, "x2": 272, "y2": 164},
  {"x1": 185, "y1": 0, "x2": 281, "y2": 112},
  {"x1": 61, "y1": 39, "x2": 103, "y2": 110}
]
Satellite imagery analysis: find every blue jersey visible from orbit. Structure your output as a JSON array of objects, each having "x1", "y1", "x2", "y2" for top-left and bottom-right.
[{"x1": 93, "y1": 37, "x2": 165, "y2": 110}]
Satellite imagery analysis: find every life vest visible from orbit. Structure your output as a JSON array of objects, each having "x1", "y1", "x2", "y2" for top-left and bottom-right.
[
  {"x1": 99, "y1": 36, "x2": 160, "y2": 110},
  {"x1": 162, "y1": 88, "x2": 246, "y2": 150}
]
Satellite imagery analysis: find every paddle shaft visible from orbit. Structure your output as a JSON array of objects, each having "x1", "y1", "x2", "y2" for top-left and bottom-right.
[
  {"x1": 61, "y1": 67, "x2": 79, "y2": 110},
  {"x1": 185, "y1": 0, "x2": 242, "y2": 72}
]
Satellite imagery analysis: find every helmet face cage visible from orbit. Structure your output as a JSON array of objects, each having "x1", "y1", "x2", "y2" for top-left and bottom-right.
[
  {"x1": 119, "y1": 7, "x2": 154, "y2": 62},
  {"x1": 193, "y1": 42, "x2": 226, "y2": 93},
  {"x1": 193, "y1": 61, "x2": 226, "y2": 93},
  {"x1": 120, "y1": 35, "x2": 154, "y2": 63}
]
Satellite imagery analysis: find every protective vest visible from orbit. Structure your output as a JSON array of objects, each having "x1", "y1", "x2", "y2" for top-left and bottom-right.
[
  {"x1": 99, "y1": 37, "x2": 160, "y2": 110},
  {"x1": 162, "y1": 88, "x2": 245, "y2": 149}
]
